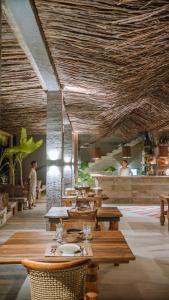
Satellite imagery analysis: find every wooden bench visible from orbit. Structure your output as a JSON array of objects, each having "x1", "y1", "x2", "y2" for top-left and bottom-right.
[
  {"x1": 160, "y1": 194, "x2": 169, "y2": 231},
  {"x1": 9, "y1": 197, "x2": 27, "y2": 211},
  {"x1": 8, "y1": 201, "x2": 17, "y2": 215}
]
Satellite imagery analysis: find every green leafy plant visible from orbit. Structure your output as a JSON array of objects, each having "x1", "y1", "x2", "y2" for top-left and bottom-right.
[
  {"x1": 104, "y1": 166, "x2": 116, "y2": 174},
  {"x1": 4, "y1": 128, "x2": 43, "y2": 186},
  {"x1": 78, "y1": 162, "x2": 95, "y2": 187}
]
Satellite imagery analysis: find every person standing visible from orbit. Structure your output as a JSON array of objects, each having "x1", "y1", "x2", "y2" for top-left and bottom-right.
[
  {"x1": 28, "y1": 161, "x2": 37, "y2": 209},
  {"x1": 119, "y1": 160, "x2": 133, "y2": 176}
]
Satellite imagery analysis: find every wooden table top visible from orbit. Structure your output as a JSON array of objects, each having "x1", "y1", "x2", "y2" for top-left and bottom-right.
[
  {"x1": 45, "y1": 206, "x2": 122, "y2": 220},
  {"x1": 62, "y1": 196, "x2": 103, "y2": 201},
  {"x1": 0, "y1": 230, "x2": 135, "y2": 264}
]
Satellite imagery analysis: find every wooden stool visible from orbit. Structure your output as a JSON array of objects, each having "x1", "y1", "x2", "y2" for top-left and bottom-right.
[{"x1": 160, "y1": 194, "x2": 169, "y2": 231}]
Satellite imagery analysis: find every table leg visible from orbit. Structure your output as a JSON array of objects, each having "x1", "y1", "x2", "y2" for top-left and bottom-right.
[
  {"x1": 18, "y1": 202, "x2": 23, "y2": 212},
  {"x1": 109, "y1": 221, "x2": 118, "y2": 230},
  {"x1": 50, "y1": 222, "x2": 56, "y2": 231},
  {"x1": 160, "y1": 197, "x2": 165, "y2": 226},
  {"x1": 86, "y1": 262, "x2": 99, "y2": 298},
  {"x1": 167, "y1": 200, "x2": 169, "y2": 231}
]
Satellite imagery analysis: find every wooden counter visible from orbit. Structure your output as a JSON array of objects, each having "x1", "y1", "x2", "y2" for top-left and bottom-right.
[{"x1": 93, "y1": 175, "x2": 169, "y2": 204}]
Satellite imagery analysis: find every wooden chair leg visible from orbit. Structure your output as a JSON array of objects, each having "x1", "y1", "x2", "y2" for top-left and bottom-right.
[{"x1": 160, "y1": 197, "x2": 165, "y2": 226}]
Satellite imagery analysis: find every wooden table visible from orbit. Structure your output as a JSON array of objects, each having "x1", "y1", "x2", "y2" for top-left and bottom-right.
[
  {"x1": 0, "y1": 231, "x2": 135, "y2": 296},
  {"x1": 62, "y1": 195, "x2": 105, "y2": 207},
  {"x1": 45, "y1": 206, "x2": 122, "y2": 231},
  {"x1": 160, "y1": 194, "x2": 169, "y2": 230},
  {"x1": 0, "y1": 230, "x2": 135, "y2": 264}
]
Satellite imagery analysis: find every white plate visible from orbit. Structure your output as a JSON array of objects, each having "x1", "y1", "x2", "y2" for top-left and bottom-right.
[{"x1": 58, "y1": 243, "x2": 80, "y2": 254}]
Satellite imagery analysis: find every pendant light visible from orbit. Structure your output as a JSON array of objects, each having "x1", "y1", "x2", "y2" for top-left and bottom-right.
[
  {"x1": 159, "y1": 145, "x2": 168, "y2": 158},
  {"x1": 122, "y1": 146, "x2": 131, "y2": 158}
]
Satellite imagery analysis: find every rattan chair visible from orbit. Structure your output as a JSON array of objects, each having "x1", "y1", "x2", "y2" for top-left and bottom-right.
[
  {"x1": 67, "y1": 209, "x2": 97, "y2": 220},
  {"x1": 22, "y1": 258, "x2": 91, "y2": 300}
]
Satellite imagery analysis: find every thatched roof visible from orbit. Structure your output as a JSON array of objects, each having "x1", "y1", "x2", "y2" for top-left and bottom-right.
[
  {"x1": 1, "y1": 15, "x2": 47, "y2": 135},
  {"x1": 1, "y1": 1, "x2": 169, "y2": 139}
]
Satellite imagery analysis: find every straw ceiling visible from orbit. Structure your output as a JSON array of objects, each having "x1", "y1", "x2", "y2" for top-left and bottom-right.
[
  {"x1": 1, "y1": 15, "x2": 47, "y2": 135},
  {"x1": 1, "y1": 1, "x2": 169, "y2": 139},
  {"x1": 34, "y1": 0, "x2": 169, "y2": 138}
]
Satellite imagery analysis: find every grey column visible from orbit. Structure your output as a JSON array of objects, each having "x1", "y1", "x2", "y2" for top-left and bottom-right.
[
  {"x1": 46, "y1": 91, "x2": 63, "y2": 212},
  {"x1": 63, "y1": 124, "x2": 74, "y2": 191},
  {"x1": 73, "y1": 132, "x2": 79, "y2": 183}
]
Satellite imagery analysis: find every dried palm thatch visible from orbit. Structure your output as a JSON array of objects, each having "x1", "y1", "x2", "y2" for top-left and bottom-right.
[
  {"x1": 34, "y1": 0, "x2": 169, "y2": 138},
  {"x1": 1, "y1": 15, "x2": 47, "y2": 135}
]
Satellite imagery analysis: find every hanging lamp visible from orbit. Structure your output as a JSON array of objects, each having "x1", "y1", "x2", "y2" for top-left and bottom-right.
[{"x1": 122, "y1": 146, "x2": 131, "y2": 158}]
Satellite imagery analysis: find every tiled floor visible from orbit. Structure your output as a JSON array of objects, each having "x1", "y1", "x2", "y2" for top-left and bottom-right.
[{"x1": 0, "y1": 201, "x2": 169, "y2": 300}]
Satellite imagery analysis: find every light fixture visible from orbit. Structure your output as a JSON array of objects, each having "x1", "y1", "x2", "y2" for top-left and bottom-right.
[
  {"x1": 47, "y1": 149, "x2": 60, "y2": 161},
  {"x1": 47, "y1": 166, "x2": 60, "y2": 177},
  {"x1": 122, "y1": 146, "x2": 131, "y2": 158},
  {"x1": 64, "y1": 155, "x2": 71, "y2": 163},
  {"x1": 92, "y1": 147, "x2": 101, "y2": 160},
  {"x1": 159, "y1": 145, "x2": 168, "y2": 158}
]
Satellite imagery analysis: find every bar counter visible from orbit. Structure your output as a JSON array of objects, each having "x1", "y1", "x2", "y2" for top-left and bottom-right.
[{"x1": 93, "y1": 175, "x2": 169, "y2": 204}]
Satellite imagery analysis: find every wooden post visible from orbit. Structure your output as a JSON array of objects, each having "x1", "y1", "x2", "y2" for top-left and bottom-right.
[{"x1": 160, "y1": 195, "x2": 165, "y2": 226}]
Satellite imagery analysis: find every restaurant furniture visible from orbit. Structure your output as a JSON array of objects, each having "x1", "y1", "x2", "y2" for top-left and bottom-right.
[
  {"x1": 0, "y1": 231, "x2": 135, "y2": 297},
  {"x1": 62, "y1": 219, "x2": 97, "y2": 231},
  {"x1": 0, "y1": 192, "x2": 17, "y2": 227},
  {"x1": 9, "y1": 197, "x2": 27, "y2": 211},
  {"x1": 90, "y1": 187, "x2": 103, "y2": 196},
  {"x1": 36, "y1": 180, "x2": 46, "y2": 199},
  {"x1": 67, "y1": 209, "x2": 97, "y2": 220},
  {"x1": 75, "y1": 186, "x2": 91, "y2": 194},
  {"x1": 65, "y1": 188, "x2": 77, "y2": 196},
  {"x1": 45, "y1": 206, "x2": 122, "y2": 231},
  {"x1": 22, "y1": 258, "x2": 91, "y2": 300},
  {"x1": 93, "y1": 175, "x2": 169, "y2": 204},
  {"x1": 160, "y1": 194, "x2": 169, "y2": 231},
  {"x1": 62, "y1": 195, "x2": 104, "y2": 208},
  {"x1": 62, "y1": 196, "x2": 77, "y2": 207}
]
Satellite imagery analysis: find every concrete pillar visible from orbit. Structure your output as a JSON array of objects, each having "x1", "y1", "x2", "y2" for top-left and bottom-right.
[
  {"x1": 46, "y1": 91, "x2": 63, "y2": 211},
  {"x1": 63, "y1": 124, "x2": 74, "y2": 191},
  {"x1": 73, "y1": 132, "x2": 79, "y2": 183}
]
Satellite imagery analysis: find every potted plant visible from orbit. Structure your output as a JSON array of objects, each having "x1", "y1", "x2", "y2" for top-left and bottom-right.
[{"x1": 78, "y1": 162, "x2": 95, "y2": 187}]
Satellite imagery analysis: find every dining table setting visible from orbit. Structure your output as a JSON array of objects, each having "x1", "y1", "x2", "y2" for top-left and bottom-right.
[{"x1": 0, "y1": 197, "x2": 135, "y2": 298}]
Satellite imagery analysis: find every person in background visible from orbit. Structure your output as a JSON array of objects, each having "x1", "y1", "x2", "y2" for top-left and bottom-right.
[
  {"x1": 119, "y1": 160, "x2": 133, "y2": 176},
  {"x1": 28, "y1": 161, "x2": 37, "y2": 209}
]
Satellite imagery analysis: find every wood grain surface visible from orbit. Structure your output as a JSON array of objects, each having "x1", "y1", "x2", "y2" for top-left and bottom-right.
[{"x1": 0, "y1": 231, "x2": 135, "y2": 264}]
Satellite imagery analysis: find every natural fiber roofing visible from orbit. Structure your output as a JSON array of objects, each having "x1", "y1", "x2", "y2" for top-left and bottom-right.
[
  {"x1": 1, "y1": 0, "x2": 169, "y2": 138},
  {"x1": 1, "y1": 15, "x2": 47, "y2": 135}
]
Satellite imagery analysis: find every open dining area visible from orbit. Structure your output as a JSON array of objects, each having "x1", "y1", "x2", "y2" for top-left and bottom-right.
[{"x1": 1, "y1": 0, "x2": 169, "y2": 299}]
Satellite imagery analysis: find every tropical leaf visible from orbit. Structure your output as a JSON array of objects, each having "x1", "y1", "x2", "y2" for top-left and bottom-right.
[{"x1": 20, "y1": 128, "x2": 27, "y2": 145}]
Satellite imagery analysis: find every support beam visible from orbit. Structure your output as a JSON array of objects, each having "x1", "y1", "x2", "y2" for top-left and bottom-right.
[
  {"x1": 46, "y1": 91, "x2": 63, "y2": 211},
  {"x1": 2, "y1": 0, "x2": 59, "y2": 91},
  {"x1": 63, "y1": 124, "x2": 74, "y2": 191},
  {"x1": 73, "y1": 132, "x2": 79, "y2": 183}
]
